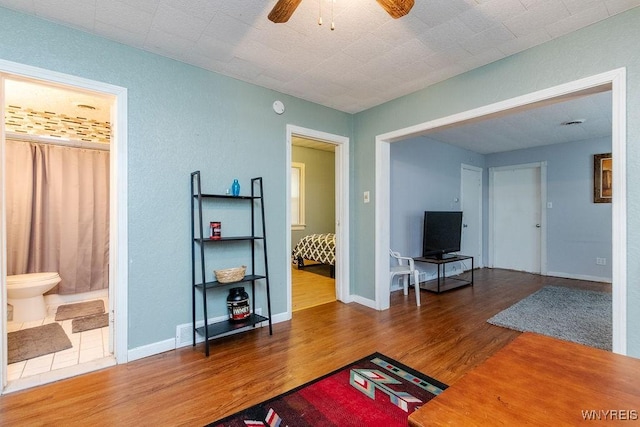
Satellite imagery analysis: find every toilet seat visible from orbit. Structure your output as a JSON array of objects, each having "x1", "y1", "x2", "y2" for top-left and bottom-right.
[{"x1": 7, "y1": 272, "x2": 60, "y2": 286}]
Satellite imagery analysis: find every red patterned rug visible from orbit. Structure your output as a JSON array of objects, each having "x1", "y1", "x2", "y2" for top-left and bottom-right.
[{"x1": 208, "y1": 352, "x2": 447, "y2": 426}]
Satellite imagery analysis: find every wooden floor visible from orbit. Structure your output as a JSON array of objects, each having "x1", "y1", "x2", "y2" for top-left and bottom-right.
[
  {"x1": 0, "y1": 269, "x2": 610, "y2": 426},
  {"x1": 291, "y1": 264, "x2": 336, "y2": 312}
]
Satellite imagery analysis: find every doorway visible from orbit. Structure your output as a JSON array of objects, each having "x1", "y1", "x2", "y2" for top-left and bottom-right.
[
  {"x1": 285, "y1": 125, "x2": 350, "y2": 318},
  {"x1": 375, "y1": 69, "x2": 627, "y2": 354},
  {"x1": 0, "y1": 59, "x2": 128, "y2": 392},
  {"x1": 291, "y1": 136, "x2": 336, "y2": 311}
]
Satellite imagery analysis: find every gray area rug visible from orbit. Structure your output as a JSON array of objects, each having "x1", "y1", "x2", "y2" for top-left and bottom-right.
[
  {"x1": 55, "y1": 300, "x2": 105, "y2": 321},
  {"x1": 72, "y1": 312, "x2": 109, "y2": 333},
  {"x1": 8, "y1": 323, "x2": 72, "y2": 364},
  {"x1": 487, "y1": 286, "x2": 611, "y2": 350}
]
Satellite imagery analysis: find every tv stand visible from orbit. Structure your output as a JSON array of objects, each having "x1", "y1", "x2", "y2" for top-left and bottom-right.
[
  {"x1": 413, "y1": 255, "x2": 473, "y2": 293},
  {"x1": 434, "y1": 253, "x2": 457, "y2": 260}
]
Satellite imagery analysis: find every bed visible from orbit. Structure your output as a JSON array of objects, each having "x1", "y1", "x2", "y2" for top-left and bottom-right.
[{"x1": 292, "y1": 233, "x2": 335, "y2": 278}]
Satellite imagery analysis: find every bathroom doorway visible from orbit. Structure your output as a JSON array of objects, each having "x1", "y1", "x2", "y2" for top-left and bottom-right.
[{"x1": 0, "y1": 61, "x2": 128, "y2": 393}]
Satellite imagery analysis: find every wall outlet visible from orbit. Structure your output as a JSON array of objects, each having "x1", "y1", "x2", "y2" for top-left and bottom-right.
[{"x1": 596, "y1": 257, "x2": 607, "y2": 265}]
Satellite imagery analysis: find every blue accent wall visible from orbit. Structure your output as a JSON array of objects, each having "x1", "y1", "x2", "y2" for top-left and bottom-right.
[
  {"x1": 487, "y1": 137, "x2": 612, "y2": 281},
  {"x1": 390, "y1": 137, "x2": 484, "y2": 258},
  {"x1": 390, "y1": 136, "x2": 611, "y2": 283}
]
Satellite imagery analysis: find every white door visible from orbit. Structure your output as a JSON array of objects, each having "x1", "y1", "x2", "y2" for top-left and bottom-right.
[
  {"x1": 460, "y1": 165, "x2": 482, "y2": 269},
  {"x1": 491, "y1": 165, "x2": 542, "y2": 273}
]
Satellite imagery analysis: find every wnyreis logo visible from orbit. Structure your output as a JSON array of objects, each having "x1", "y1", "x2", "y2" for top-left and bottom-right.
[{"x1": 581, "y1": 409, "x2": 638, "y2": 421}]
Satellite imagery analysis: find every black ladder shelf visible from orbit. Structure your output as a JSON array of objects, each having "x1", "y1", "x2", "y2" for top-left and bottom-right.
[{"x1": 190, "y1": 171, "x2": 273, "y2": 356}]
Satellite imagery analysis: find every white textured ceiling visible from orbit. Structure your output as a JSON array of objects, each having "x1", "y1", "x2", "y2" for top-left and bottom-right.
[
  {"x1": 423, "y1": 89, "x2": 612, "y2": 153},
  {"x1": 0, "y1": 0, "x2": 638, "y2": 114},
  {"x1": 293, "y1": 135, "x2": 337, "y2": 152},
  {"x1": 4, "y1": 79, "x2": 113, "y2": 122},
  {"x1": 0, "y1": 1, "x2": 619, "y2": 153}
]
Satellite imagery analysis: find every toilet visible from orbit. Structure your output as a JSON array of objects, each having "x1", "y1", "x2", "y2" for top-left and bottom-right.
[{"x1": 7, "y1": 272, "x2": 61, "y2": 322}]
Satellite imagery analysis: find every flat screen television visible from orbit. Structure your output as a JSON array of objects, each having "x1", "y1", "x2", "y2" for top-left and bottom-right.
[{"x1": 422, "y1": 211, "x2": 463, "y2": 259}]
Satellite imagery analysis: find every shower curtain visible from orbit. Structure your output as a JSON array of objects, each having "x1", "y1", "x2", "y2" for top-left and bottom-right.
[{"x1": 5, "y1": 139, "x2": 110, "y2": 294}]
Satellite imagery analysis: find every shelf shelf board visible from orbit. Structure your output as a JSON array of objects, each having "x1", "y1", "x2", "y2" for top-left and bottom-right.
[
  {"x1": 194, "y1": 193, "x2": 259, "y2": 200},
  {"x1": 194, "y1": 236, "x2": 264, "y2": 243},
  {"x1": 195, "y1": 313, "x2": 269, "y2": 339},
  {"x1": 195, "y1": 274, "x2": 266, "y2": 289}
]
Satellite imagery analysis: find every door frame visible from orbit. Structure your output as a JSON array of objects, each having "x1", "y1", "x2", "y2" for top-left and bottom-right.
[
  {"x1": 0, "y1": 59, "x2": 129, "y2": 391},
  {"x1": 460, "y1": 164, "x2": 483, "y2": 269},
  {"x1": 285, "y1": 125, "x2": 350, "y2": 318},
  {"x1": 375, "y1": 68, "x2": 627, "y2": 354},
  {"x1": 488, "y1": 162, "x2": 548, "y2": 274}
]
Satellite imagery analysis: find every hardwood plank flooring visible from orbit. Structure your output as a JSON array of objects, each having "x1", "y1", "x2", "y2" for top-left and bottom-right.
[
  {"x1": 0, "y1": 269, "x2": 611, "y2": 426},
  {"x1": 291, "y1": 264, "x2": 336, "y2": 312}
]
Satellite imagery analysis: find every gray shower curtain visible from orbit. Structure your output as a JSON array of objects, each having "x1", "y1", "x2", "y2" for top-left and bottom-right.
[{"x1": 5, "y1": 139, "x2": 109, "y2": 294}]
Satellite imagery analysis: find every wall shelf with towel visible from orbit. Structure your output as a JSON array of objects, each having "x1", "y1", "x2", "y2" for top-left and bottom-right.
[{"x1": 190, "y1": 171, "x2": 273, "y2": 357}]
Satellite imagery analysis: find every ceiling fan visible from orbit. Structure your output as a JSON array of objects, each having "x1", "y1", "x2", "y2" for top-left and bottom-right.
[{"x1": 268, "y1": 0, "x2": 415, "y2": 23}]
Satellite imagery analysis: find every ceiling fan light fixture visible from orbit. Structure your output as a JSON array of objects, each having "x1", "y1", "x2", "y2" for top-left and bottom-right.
[
  {"x1": 376, "y1": 0, "x2": 415, "y2": 19},
  {"x1": 270, "y1": 0, "x2": 413, "y2": 24},
  {"x1": 331, "y1": 0, "x2": 335, "y2": 30},
  {"x1": 317, "y1": 0, "x2": 335, "y2": 30},
  {"x1": 268, "y1": 0, "x2": 303, "y2": 23}
]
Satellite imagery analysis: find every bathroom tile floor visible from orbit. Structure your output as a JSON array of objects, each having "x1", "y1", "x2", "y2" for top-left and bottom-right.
[{"x1": 6, "y1": 297, "x2": 110, "y2": 382}]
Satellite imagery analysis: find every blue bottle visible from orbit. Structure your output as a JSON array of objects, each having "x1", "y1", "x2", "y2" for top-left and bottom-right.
[{"x1": 231, "y1": 179, "x2": 240, "y2": 196}]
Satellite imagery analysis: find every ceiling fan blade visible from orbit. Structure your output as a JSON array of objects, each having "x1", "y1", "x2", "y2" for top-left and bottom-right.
[
  {"x1": 268, "y1": 0, "x2": 303, "y2": 23},
  {"x1": 376, "y1": 0, "x2": 415, "y2": 19}
]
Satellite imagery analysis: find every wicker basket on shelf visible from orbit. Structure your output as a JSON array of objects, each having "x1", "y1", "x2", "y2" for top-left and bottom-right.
[{"x1": 214, "y1": 266, "x2": 246, "y2": 283}]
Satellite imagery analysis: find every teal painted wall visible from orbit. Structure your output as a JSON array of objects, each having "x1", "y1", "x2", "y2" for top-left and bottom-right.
[
  {"x1": 1, "y1": 6, "x2": 639, "y2": 357},
  {"x1": 0, "y1": 7, "x2": 351, "y2": 348},
  {"x1": 353, "y1": 8, "x2": 640, "y2": 355}
]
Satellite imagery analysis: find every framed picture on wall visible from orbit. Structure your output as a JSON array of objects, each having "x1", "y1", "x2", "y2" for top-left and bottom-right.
[{"x1": 593, "y1": 152, "x2": 612, "y2": 203}]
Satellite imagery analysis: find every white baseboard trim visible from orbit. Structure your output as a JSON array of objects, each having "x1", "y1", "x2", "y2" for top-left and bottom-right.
[
  {"x1": 270, "y1": 311, "x2": 289, "y2": 324},
  {"x1": 546, "y1": 271, "x2": 612, "y2": 284},
  {"x1": 128, "y1": 338, "x2": 176, "y2": 362},
  {"x1": 128, "y1": 311, "x2": 290, "y2": 362}
]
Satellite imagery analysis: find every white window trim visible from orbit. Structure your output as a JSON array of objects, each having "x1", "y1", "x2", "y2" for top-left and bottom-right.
[{"x1": 291, "y1": 162, "x2": 306, "y2": 230}]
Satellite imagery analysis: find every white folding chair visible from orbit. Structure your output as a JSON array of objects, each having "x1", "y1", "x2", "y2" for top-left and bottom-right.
[{"x1": 389, "y1": 249, "x2": 421, "y2": 306}]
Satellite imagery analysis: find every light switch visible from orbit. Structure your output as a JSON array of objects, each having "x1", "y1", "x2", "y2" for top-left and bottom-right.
[{"x1": 363, "y1": 191, "x2": 370, "y2": 203}]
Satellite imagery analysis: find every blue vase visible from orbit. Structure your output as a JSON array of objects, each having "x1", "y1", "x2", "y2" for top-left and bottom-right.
[{"x1": 231, "y1": 179, "x2": 240, "y2": 196}]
